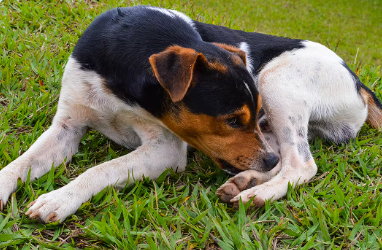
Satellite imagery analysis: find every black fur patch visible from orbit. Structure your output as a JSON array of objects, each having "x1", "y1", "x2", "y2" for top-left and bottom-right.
[
  {"x1": 309, "y1": 122, "x2": 356, "y2": 144},
  {"x1": 297, "y1": 141, "x2": 311, "y2": 162},
  {"x1": 72, "y1": 6, "x2": 202, "y2": 117},
  {"x1": 72, "y1": 6, "x2": 258, "y2": 118},
  {"x1": 297, "y1": 127, "x2": 306, "y2": 138},
  {"x1": 341, "y1": 61, "x2": 362, "y2": 92},
  {"x1": 183, "y1": 59, "x2": 256, "y2": 116},
  {"x1": 193, "y1": 21, "x2": 304, "y2": 73},
  {"x1": 341, "y1": 61, "x2": 382, "y2": 112}
]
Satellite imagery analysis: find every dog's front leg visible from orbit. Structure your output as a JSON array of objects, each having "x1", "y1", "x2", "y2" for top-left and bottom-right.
[
  {"x1": 227, "y1": 74, "x2": 318, "y2": 207},
  {"x1": 25, "y1": 129, "x2": 187, "y2": 223},
  {"x1": 0, "y1": 115, "x2": 87, "y2": 211}
]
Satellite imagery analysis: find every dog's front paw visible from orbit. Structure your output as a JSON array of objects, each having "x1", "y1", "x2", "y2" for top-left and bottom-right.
[
  {"x1": 230, "y1": 186, "x2": 267, "y2": 208},
  {"x1": 25, "y1": 188, "x2": 82, "y2": 223},
  {"x1": 230, "y1": 175, "x2": 294, "y2": 208},
  {"x1": 0, "y1": 169, "x2": 20, "y2": 211},
  {"x1": 216, "y1": 171, "x2": 258, "y2": 203}
]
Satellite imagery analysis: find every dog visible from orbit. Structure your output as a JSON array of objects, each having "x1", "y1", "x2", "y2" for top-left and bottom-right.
[{"x1": 1, "y1": 6, "x2": 381, "y2": 223}]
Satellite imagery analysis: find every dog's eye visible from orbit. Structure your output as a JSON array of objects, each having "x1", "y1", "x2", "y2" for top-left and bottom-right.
[{"x1": 226, "y1": 117, "x2": 241, "y2": 128}]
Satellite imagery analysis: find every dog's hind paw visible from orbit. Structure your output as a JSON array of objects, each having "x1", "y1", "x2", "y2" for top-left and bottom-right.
[{"x1": 216, "y1": 171, "x2": 258, "y2": 203}]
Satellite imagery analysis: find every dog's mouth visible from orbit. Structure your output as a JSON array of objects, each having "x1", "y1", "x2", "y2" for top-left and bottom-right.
[{"x1": 217, "y1": 159, "x2": 243, "y2": 175}]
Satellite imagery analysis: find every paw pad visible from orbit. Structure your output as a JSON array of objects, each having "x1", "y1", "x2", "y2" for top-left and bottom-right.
[{"x1": 217, "y1": 175, "x2": 258, "y2": 203}]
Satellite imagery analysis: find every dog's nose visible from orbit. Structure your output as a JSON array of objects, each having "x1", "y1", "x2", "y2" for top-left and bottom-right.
[{"x1": 263, "y1": 153, "x2": 279, "y2": 171}]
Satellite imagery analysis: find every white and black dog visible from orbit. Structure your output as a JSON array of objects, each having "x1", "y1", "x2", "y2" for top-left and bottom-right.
[{"x1": 1, "y1": 6, "x2": 381, "y2": 223}]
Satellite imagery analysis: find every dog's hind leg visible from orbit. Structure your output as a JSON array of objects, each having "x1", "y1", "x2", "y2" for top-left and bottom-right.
[{"x1": 0, "y1": 106, "x2": 88, "y2": 210}]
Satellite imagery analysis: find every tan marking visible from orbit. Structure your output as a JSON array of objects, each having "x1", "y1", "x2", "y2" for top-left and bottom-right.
[
  {"x1": 207, "y1": 60, "x2": 228, "y2": 73},
  {"x1": 213, "y1": 42, "x2": 247, "y2": 66},
  {"x1": 253, "y1": 94, "x2": 264, "y2": 137},
  {"x1": 101, "y1": 78, "x2": 113, "y2": 95},
  {"x1": 360, "y1": 88, "x2": 382, "y2": 128},
  {"x1": 161, "y1": 105, "x2": 265, "y2": 170},
  {"x1": 232, "y1": 55, "x2": 243, "y2": 65},
  {"x1": 225, "y1": 104, "x2": 252, "y2": 126},
  {"x1": 256, "y1": 94, "x2": 262, "y2": 115}
]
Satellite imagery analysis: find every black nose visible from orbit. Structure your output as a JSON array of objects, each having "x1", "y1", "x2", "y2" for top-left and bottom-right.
[{"x1": 263, "y1": 153, "x2": 279, "y2": 171}]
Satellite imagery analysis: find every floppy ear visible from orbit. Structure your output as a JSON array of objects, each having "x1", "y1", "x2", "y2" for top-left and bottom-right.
[
  {"x1": 149, "y1": 46, "x2": 205, "y2": 102},
  {"x1": 213, "y1": 43, "x2": 247, "y2": 66}
]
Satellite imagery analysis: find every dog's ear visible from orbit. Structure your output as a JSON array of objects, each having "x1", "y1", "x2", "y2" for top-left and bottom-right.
[
  {"x1": 213, "y1": 43, "x2": 247, "y2": 66},
  {"x1": 149, "y1": 46, "x2": 206, "y2": 102}
]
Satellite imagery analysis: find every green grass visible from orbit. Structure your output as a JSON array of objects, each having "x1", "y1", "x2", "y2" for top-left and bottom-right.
[{"x1": 0, "y1": 0, "x2": 381, "y2": 249}]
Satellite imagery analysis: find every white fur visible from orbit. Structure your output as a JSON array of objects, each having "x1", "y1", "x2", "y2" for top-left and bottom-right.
[
  {"x1": 1, "y1": 57, "x2": 187, "y2": 222},
  {"x1": 169, "y1": 10, "x2": 195, "y2": 28},
  {"x1": 220, "y1": 40, "x2": 368, "y2": 205},
  {"x1": 238, "y1": 42, "x2": 254, "y2": 74},
  {"x1": 243, "y1": 81, "x2": 254, "y2": 101},
  {"x1": 146, "y1": 7, "x2": 195, "y2": 29},
  {"x1": 146, "y1": 7, "x2": 175, "y2": 18}
]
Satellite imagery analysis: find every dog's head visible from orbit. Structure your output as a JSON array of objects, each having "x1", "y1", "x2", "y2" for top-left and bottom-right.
[{"x1": 149, "y1": 43, "x2": 279, "y2": 174}]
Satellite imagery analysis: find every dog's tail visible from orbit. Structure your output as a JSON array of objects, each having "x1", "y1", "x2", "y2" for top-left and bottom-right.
[{"x1": 360, "y1": 84, "x2": 382, "y2": 129}]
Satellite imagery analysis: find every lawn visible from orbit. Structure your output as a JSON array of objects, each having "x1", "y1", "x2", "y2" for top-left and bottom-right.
[{"x1": 1, "y1": 0, "x2": 382, "y2": 249}]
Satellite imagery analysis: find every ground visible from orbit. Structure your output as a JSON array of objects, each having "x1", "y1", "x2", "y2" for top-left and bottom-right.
[{"x1": 0, "y1": 0, "x2": 381, "y2": 249}]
